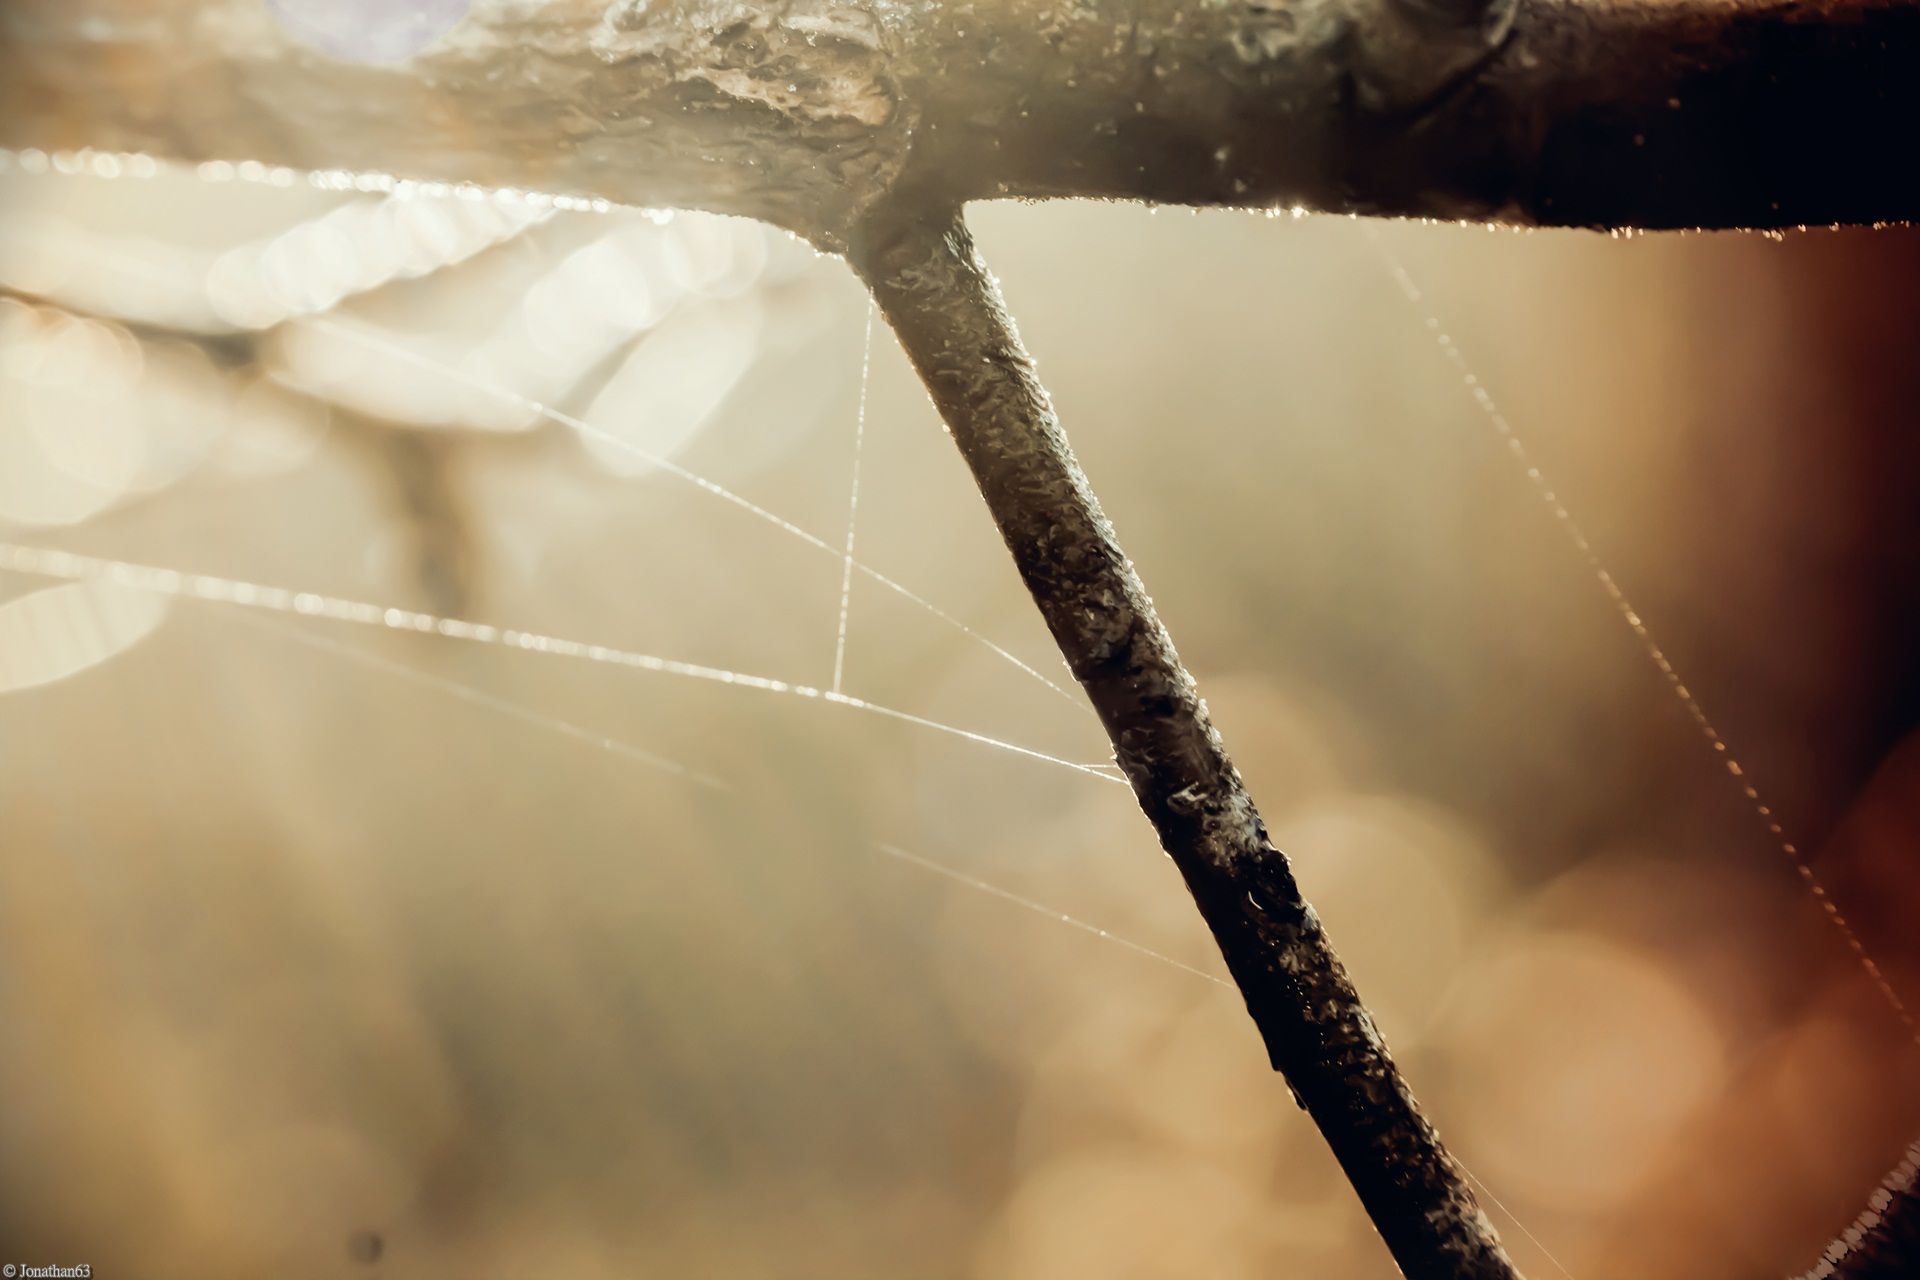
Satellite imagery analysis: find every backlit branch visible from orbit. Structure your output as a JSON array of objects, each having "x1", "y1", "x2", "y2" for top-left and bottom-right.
[{"x1": 3, "y1": 0, "x2": 1918, "y2": 244}]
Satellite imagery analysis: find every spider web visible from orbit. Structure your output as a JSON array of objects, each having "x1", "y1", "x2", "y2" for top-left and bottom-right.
[{"x1": 0, "y1": 146, "x2": 1912, "y2": 1279}]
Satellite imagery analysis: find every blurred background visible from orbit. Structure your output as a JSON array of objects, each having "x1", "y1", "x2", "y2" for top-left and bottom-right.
[{"x1": 2, "y1": 148, "x2": 1918, "y2": 1279}]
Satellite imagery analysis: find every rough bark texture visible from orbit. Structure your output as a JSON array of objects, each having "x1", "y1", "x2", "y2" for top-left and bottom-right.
[
  {"x1": 1798, "y1": 1141, "x2": 1920, "y2": 1280},
  {"x1": 850, "y1": 203, "x2": 1518, "y2": 1280},
  {"x1": 4, "y1": 0, "x2": 1920, "y2": 247}
]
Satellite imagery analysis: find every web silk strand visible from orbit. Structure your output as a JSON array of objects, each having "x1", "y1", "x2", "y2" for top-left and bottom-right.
[
  {"x1": 832, "y1": 300, "x2": 875, "y2": 693},
  {"x1": 1369, "y1": 229, "x2": 1918, "y2": 1046},
  {"x1": 0, "y1": 146, "x2": 1091, "y2": 714},
  {"x1": 0, "y1": 541, "x2": 1122, "y2": 786},
  {"x1": 304, "y1": 314, "x2": 1091, "y2": 713}
]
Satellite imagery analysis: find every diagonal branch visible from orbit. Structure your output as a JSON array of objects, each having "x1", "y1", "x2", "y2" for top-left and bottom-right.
[{"x1": 847, "y1": 200, "x2": 1520, "y2": 1280}]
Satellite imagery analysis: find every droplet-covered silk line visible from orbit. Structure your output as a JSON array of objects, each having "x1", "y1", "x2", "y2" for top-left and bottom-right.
[
  {"x1": 304, "y1": 314, "x2": 1092, "y2": 713},
  {"x1": 0, "y1": 541, "x2": 1122, "y2": 785},
  {"x1": 0, "y1": 144, "x2": 631, "y2": 214},
  {"x1": 0, "y1": 144, "x2": 1092, "y2": 714},
  {"x1": 1371, "y1": 231, "x2": 1918, "y2": 1046},
  {"x1": 227, "y1": 566, "x2": 1577, "y2": 1279},
  {"x1": 233, "y1": 576, "x2": 1571, "y2": 1279},
  {"x1": 0, "y1": 146, "x2": 1589, "y2": 1270}
]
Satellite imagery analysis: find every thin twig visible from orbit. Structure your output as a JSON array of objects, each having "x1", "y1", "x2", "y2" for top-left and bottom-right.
[{"x1": 849, "y1": 201, "x2": 1519, "y2": 1280}]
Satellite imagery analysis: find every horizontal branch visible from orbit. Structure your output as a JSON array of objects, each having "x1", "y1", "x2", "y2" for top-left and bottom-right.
[{"x1": 3, "y1": 0, "x2": 1917, "y2": 242}]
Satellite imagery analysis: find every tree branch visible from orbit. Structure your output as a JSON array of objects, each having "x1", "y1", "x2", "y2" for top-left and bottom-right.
[
  {"x1": 3, "y1": 0, "x2": 1918, "y2": 242},
  {"x1": 11, "y1": 4, "x2": 1918, "y2": 1275},
  {"x1": 1799, "y1": 1140, "x2": 1920, "y2": 1280},
  {"x1": 848, "y1": 200, "x2": 1518, "y2": 1280}
]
